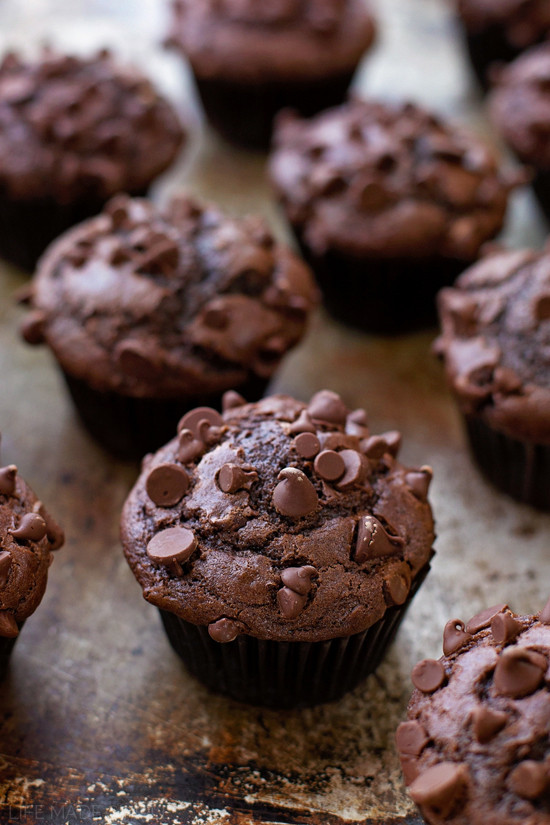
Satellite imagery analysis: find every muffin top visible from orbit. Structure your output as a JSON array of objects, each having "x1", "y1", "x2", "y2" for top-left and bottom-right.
[
  {"x1": 0, "y1": 439, "x2": 64, "y2": 638},
  {"x1": 0, "y1": 48, "x2": 184, "y2": 202},
  {"x1": 22, "y1": 195, "x2": 318, "y2": 399},
  {"x1": 269, "y1": 99, "x2": 514, "y2": 259},
  {"x1": 166, "y1": 0, "x2": 376, "y2": 82},
  {"x1": 435, "y1": 247, "x2": 550, "y2": 444},
  {"x1": 397, "y1": 599, "x2": 550, "y2": 825},
  {"x1": 121, "y1": 390, "x2": 435, "y2": 643},
  {"x1": 456, "y1": 0, "x2": 550, "y2": 47},
  {"x1": 490, "y1": 43, "x2": 550, "y2": 170}
]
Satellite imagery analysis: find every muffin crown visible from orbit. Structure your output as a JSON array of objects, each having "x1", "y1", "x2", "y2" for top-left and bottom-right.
[
  {"x1": 0, "y1": 48, "x2": 184, "y2": 201},
  {"x1": 457, "y1": 0, "x2": 550, "y2": 47},
  {"x1": 270, "y1": 99, "x2": 514, "y2": 259},
  {"x1": 22, "y1": 195, "x2": 319, "y2": 398},
  {"x1": 398, "y1": 599, "x2": 550, "y2": 824},
  {"x1": 436, "y1": 246, "x2": 550, "y2": 443},
  {"x1": 121, "y1": 391, "x2": 435, "y2": 643},
  {"x1": 0, "y1": 438, "x2": 64, "y2": 638}
]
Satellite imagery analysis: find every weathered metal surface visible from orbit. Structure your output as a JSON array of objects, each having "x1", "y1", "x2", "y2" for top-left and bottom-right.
[{"x1": 0, "y1": 0, "x2": 549, "y2": 823}]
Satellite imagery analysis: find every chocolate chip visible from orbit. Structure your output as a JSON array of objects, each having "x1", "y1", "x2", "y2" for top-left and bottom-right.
[
  {"x1": 115, "y1": 342, "x2": 159, "y2": 381},
  {"x1": 197, "y1": 419, "x2": 223, "y2": 447},
  {"x1": 491, "y1": 612, "x2": 522, "y2": 646},
  {"x1": 10, "y1": 512, "x2": 47, "y2": 542},
  {"x1": 146, "y1": 526, "x2": 197, "y2": 574},
  {"x1": 0, "y1": 611, "x2": 18, "y2": 638},
  {"x1": 470, "y1": 706, "x2": 507, "y2": 744},
  {"x1": 277, "y1": 587, "x2": 308, "y2": 619},
  {"x1": 281, "y1": 565, "x2": 316, "y2": 596},
  {"x1": 535, "y1": 295, "x2": 550, "y2": 322},
  {"x1": 360, "y1": 435, "x2": 389, "y2": 459},
  {"x1": 273, "y1": 468, "x2": 319, "y2": 518},
  {"x1": 507, "y1": 761, "x2": 549, "y2": 799},
  {"x1": 381, "y1": 431, "x2": 402, "y2": 457},
  {"x1": 345, "y1": 408, "x2": 369, "y2": 437},
  {"x1": 539, "y1": 596, "x2": 550, "y2": 625},
  {"x1": 0, "y1": 465, "x2": 17, "y2": 496},
  {"x1": 202, "y1": 306, "x2": 229, "y2": 330},
  {"x1": 336, "y1": 450, "x2": 367, "y2": 489},
  {"x1": 293, "y1": 432, "x2": 320, "y2": 459},
  {"x1": 412, "y1": 659, "x2": 446, "y2": 693},
  {"x1": 395, "y1": 721, "x2": 429, "y2": 756},
  {"x1": 287, "y1": 410, "x2": 316, "y2": 434},
  {"x1": 136, "y1": 239, "x2": 179, "y2": 275},
  {"x1": 146, "y1": 463, "x2": 189, "y2": 507},
  {"x1": 443, "y1": 619, "x2": 472, "y2": 656},
  {"x1": 405, "y1": 466, "x2": 433, "y2": 501},
  {"x1": 307, "y1": 390, "x2": 347, "y2": 426},
  {"x1": 384, "y1": 563, "x2": 411, "y2": 606},
  {"x1": 21, "y1": 310, "x2": 46, "y2": 345},
  {"x1": 208, "y1": 618, "x2": 241, "y2": 643},
  {"x1": 217, "y1": 463, "x2": 258, "y2": 494},
  {"x1": 178, "y1": 407, "x2": 223, "y2": 439},
  {"x1": 494, "y1": 647, "x2": 547, "y2": 698},
  {"x1": 355, "y1": 515, "x2": 402, "y2": 563},
  {"x1": 0, "y1": 550, "x2": 11, "y2": 588},
  {"x1": 466, "y1": 603, "x2": 508, "y2": 634},
  {"x1": 33, "y1": 501, "x2": 64, "y2": 550},
  {"x1": 222, "y1": 390, "x2": 247, "y2": 412},
  {"x1": 177, "y1": 429, "x2": 204, "y2": 464},
  {"x1": 314, "y1": 450, "x2": 345, "y2": 481},
  {"x1": 400, "y1": 755, "x2": 421, "y2": 786},
  {"x1": 409, "y1": 763, "x2": 468, "y2": 813}
]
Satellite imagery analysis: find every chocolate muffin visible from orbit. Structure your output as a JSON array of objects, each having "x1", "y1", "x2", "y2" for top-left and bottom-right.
[
  {"x1": 121, "y1": 390, "x2": 435, "y2": 708},
  {"x1": 270, "y1": 99, "x2": 516, "y2": 333},
  {"x1": 0, "y1": 47, "x2": 185, "y2": 271},
  {"x1": 21, "y1": 194, "x2": 318, "y2": 460},
  {"x1": 166, "y1": 0, "x2": 376, "y2": 150},
  {"x1": 0, "y1": 437, "x2": 64, "y2": 678},
  {"x1": 397, "y1": 599, "x2": 550, "y2": 825},
  {"x1": 490, "y1": 43, "x2": 550, "y2": 220},
  {"x1": 435, "y1": 246, "x2": 550, "y2": 510},
  {"x1": 456, "y1": 0, "x2": 550, "y2": 89}
]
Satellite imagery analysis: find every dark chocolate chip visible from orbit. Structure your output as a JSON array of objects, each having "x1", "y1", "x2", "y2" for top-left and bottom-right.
[
  {"x1": 0, "y1": 550, "x2": 11, "y2": 588},
  {"x1": 277, "y1": 587, "x2": 307, "y2": 619},
  {"x1": 33, "y1": 501, "x2": 64, "y2": 550},
  {"x1": 177, "y1": 429, "x2": 204, "y2": 464},
  {"x1": 470, "y1": 706, "x2": 507, "y2": 744},
  {"x1": 287, "y1": 410, "x2": 316, "y2": 434},
  {"x1": 217, "y1": 463, "x2": 258, "y2": 493},
  {"x1": 411, "y1": 659, "x2": 446, "y2": 693},
  {"x1": 493, "y1": 647, "x2": 547, "y2": 698},
  {"x1": 307, "y1": 390, "x2": 348, "y2": 426},
  {"x1": 507, "y1": 761, "x2": 549, "y2": 799},
  {"x1": 0, "y1": 611, "x2": 18, "y2": 638},
  {"x1": 281, "y1": 565, "x2": 316, "y2": 596},
  {"x1": 314, "y1": 450, "x2": 345, "y2": 481},
  {"x1": 208, "y1": 618, "x2": 240, "y2": 643},
  {"x1": 355, "y1": 515, "x2": 402, "y2": 563},
  {"x1": 146, "y1": 463, "x2": 189, "y2": 507},
  {"x1": 466, "y1": 603, "x2": 508, "y2": 634},
  {"x1": 409, "y1": 763, "x2": 468, "y2": 813},
  {"x1": 146, "y1": 526, "x2": 197, "y2": 572},
  {"x1": 395, "y1": 721, "x2": 429, "y2": 756},
  {"x1": 405, "y1": 466, "x2": 433, "y2": 501},
  {"x1": 443, "y1": 619, "x2": 472, "y2": 656},
  {"x1": 10, "y1": 512, "x2": 47, "y2": 542},
  {"x1": 222, "y1": 390, "x2": 247, "y2": 412},
  {"x1": 0, "y1": 465, "x2": 17, "y2": 496},
  {"x1": 491, "y1": 612, "x2": 522, "y2": 646},
  {"x1": 293, "y1": 432, "x2": 320, "y2": 459},
  {"x1": 272, "y1": 468, "x2": 318, "y2": 518},
  {"x1": 202, "y1": 306, "x2": 229, "y2": 330},
  {"x1": 178, "y1": 407, "x2": 223, "y2": 439},
  {"x1": 336, "y1": 450, "x2": 367, "y2": 489}
]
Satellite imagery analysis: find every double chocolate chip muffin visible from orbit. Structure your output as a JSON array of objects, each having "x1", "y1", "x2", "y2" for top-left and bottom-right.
[
  {"x1": 121, "y1": 390, "x2": 435, "y2": 707},
  {"x1": 21, "y1": 194, "x2": 318, "y2": 459},
  {"x1": 435, "y1": 246, "x2": 550, "y2": 510},
  {"x1": 397, "y1": 600, "x2": 550, "y2": 825},
  {"x1": 0, "y1": 47, "x2": 185, "y2": 270},
  {"x1": 0, "y1": 438, "x2": 64, "y2": 678},
  {"x1": 270, "y1": 98, "x2": 516, "y2": 332},
  {"x1": 166, "y1": 0, "x2": 376, "y2": 149},
  {"x1": 456, "y1": 0, "x2": 550, "y2": 89}
]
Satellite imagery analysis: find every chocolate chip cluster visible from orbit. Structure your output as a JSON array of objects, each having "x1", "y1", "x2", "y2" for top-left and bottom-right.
[
  {"x1": 270, "y1": 99, "x2": 515, "y2": 260},
  {"x1": 0, "y1": 441, "x2": 64, "y2": 638},
  {"x1": 435, "y1": 247, "x2": 550, "y2": 442},
  {"x1": 0, "y1": 48, "x2": 184, "y2": 200},
  {"x1": 121, "y1": 390, "x2": 435, "y2": 643},
  {"x1": 398, "y1": 600, "x2": 550, "y2": 824}
]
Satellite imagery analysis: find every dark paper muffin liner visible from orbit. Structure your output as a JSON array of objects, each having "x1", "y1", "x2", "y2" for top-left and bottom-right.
[
  {"x1": 0, "y1": 187, "x2": 148, "y2": 273},
  {"x1": 463, "y1": 28, "x2": 523, "y2": 91},
  {"x1": 0, "y1": 622, "x2": 24, "y2": 681},
  {"x1": 295, "y1": 237, "x2": 467, "y2": 333},
  {"x1": 194, "y1": 70, "x2": 355, "y2": 151},
  {"x1": 62, "y1": 371, "x2": 270, "y2": 461},
  {"x1": 465, "y1": 415, "x2": 550, "y2": 510},
  {"x1": 158, "y1": 561, "x2": 432, "y2": 708},
  {"x1": 531, "y1": 169, "x2": 550, "y2": 223}
]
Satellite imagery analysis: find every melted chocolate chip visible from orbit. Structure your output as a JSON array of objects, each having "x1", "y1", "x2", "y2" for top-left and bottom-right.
[
  {"x1": 0, "y1": 550, "x2": 11, "y2": 588},
  {"x1": 466, "y1": 603, "x2": 508, "y2": 634},
  {"x1": 208, "y1": 618, "x2": 240, "y2": 643},
  {"x1": 314, "y1": 449, "x2": 345, "y2": 481},
  {"x1": 280, "y1": 565, "x2": 316, "y2": 595},
  {"x1": 493, "y1": 647, "x2": 547, "y2": 698},
  {"x1": 217, "y1": 463, "x2": 258, "y2": 493},
  {"x1": 0, "y1": 610, "x2": 18, "y2": 638},
  {"x1": 384, "y1": 563, "x2": 411, "y2": 606},
  {"x1": 409, "y1": 762, "x2": 469, "y2": 813},
  {"x1": 412, "y1": 659, "x2": 446, "y2": 693},
  {"x1": 292, "y1": 432, "x2": 320, "y2": 459},
  {"x1": 355, "y1": 515, "x2": 403, "y2": 563},
  {"x1": 0, "y1": 465, "x2": 17, "y2": 496},
  {"x1": 146, "y1": 463, "x2": 189, "y2": 507},
  {"x1": 491, "y1": 612, "x2": 522, "y2": 645},
  {"x1": 443, "y1": 619, "x2": 472, "y2": 656},
  {"x1": 307, "y1": 390, "x2": 348, "y2": 426},
  {"x1": 507, "y1": 761, "x2": 549, "y2": 799},
  {"x1": 395, "y1": 721, "x2": 429, "y2": 756},
  {"x1": 10, "y1": 512, "x2": 47, "y2": 542},
  {"x1": 277, "y1": 586, "x2": 307, "y2": 619},
  {"x1": 272, "y1": 468, "x2": 318, "y2": 518},
  {"x1": 33, "y1": 501, "x2": 64, "y2": 550},
  {"x1": 470, "y1": 706, "x2": 507, "y2": 744}
]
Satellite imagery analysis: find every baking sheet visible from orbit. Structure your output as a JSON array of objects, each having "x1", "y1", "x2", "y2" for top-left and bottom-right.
[{"x1": 0, "y1": 1, "x2": 549, "y2": 823}]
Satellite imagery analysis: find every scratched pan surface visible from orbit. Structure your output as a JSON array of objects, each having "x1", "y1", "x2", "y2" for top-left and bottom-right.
[{"x1": 0, "y1": 1, "x2": 549, "y2": 824}]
